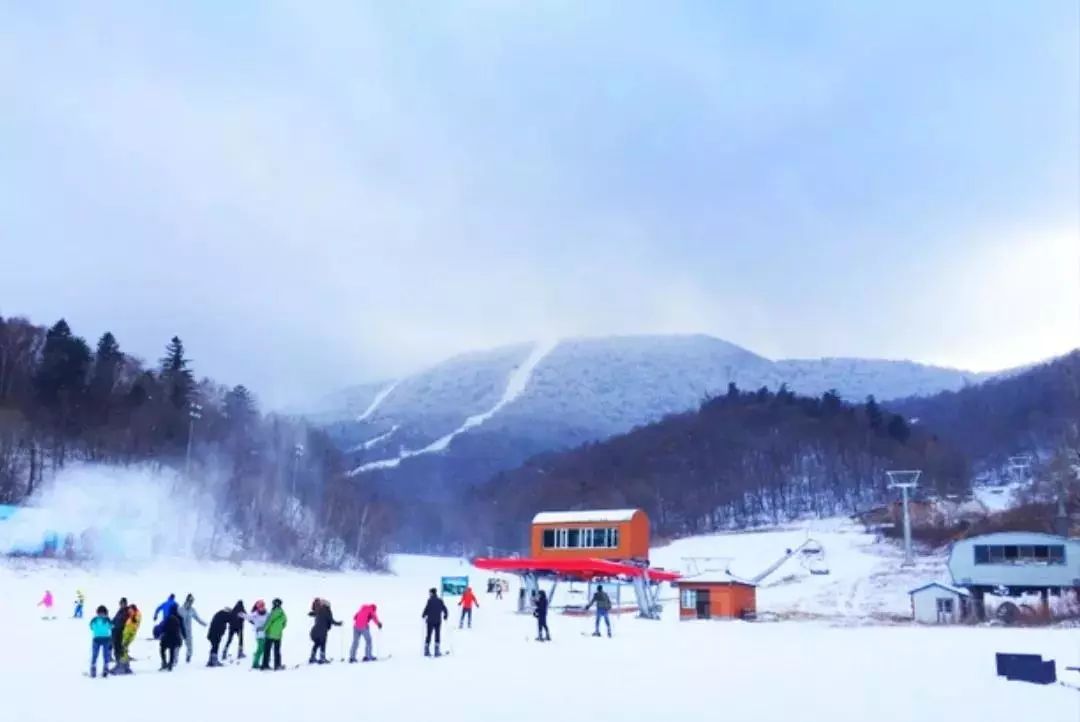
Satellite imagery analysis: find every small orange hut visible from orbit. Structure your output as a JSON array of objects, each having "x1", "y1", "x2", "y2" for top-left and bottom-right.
[
  {"x1": 530, "y1": 509, "x2": 650, "y2": 563},
  {"x1": 675, "y1": 572, "x2": 757, "y2": 620}
]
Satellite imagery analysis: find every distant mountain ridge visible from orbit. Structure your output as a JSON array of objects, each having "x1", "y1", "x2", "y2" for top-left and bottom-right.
[{"x1": 299, "y1": 334, "x2": 1000, "y2": 495}]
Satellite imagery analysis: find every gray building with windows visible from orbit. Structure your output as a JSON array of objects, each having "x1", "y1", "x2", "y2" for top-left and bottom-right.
[{"x1": 947, "y1": 531, "x2": 1080, "y2": 617}]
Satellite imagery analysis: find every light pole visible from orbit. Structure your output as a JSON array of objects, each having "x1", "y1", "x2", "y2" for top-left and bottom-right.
[
  {"x1": 185, "y1": 403, "x2": 203, "y2": 477},
  {"x1": 291, "y1": 443, "x2": 305, "y2": 497},
  {"x1": 887, "y1": 469, "x2": 921, "y2": 567}
]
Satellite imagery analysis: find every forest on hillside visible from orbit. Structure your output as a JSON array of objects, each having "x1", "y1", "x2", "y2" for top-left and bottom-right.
[
  {"x1": 888, "y1": 352, "x2": 1080, "y2": 471},
  {"x1": 461, "y1": 384, "x2": 973, "y2": 553},
  {"x1": 0, "y1": 314, "x2": 393, "y2": 568}
]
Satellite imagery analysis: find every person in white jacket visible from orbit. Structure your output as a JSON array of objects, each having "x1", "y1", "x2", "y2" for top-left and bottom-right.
[
  {"x1": 178, "y1": 594, "x2": 207, "y2": 663},
  {"x1": 245, "y1": 600, "x2": 270, "y2": 670}
]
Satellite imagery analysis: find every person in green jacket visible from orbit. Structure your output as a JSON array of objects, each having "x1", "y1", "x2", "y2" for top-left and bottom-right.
[{"x1": 261, "y1": 598, "x2": 287, "y2": 670}]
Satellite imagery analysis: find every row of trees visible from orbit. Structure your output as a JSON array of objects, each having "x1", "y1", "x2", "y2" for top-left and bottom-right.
[
  {"x1": 463, "y1": 384, "x2": 971, "y2": 552},
  {"x1": 0, "y1": 314, "x2": 393, "y2": 569}
]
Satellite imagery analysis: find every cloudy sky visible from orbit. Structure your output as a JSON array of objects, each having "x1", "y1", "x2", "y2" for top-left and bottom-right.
[{"x1": 2, "y1": 1, "x2": 1077, "y2": 407}]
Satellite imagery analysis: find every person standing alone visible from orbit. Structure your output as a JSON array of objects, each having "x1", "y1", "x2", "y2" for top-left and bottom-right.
[
  {"x1": 534, "y1": 590, "x2": 550, "y2": 641},
  {"x1": 585, "y1": 584, "x2": 612, "y2": 637},
  {"x1": 421, "y1": 588, "x2": 448, "y2": 657},
  {"x1": 458, "y1": 586, "x2": 479, "y2": 629}
]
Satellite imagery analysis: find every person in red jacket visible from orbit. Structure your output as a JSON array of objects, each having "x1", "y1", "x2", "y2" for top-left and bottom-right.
[
  {"x1": 349, "y1": 603, "x2": 383, "y2": 662},
  {"x1": 458, "y1": 586, "x2": 479, "y2": 629}
]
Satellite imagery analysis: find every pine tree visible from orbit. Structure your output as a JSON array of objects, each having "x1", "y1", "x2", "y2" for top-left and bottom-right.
[
  {"x1": 887, "y1": 414, "x2": 911, "y2": 443},
  {"x1": 33, "y1": 319, "x2": 91, "y2": 409},
  {"x1": 160, "y1": 336, "x2": 194, "y2": 410},
  {"x1": 865, "y1": 395, "x2": 883, "y2": 430},
  {"x1": 90, "y1": 332, "x2": 123, "y2": 401},
  {"x1": 224, "y1": 384, "x2": 257, "y2": 429}
]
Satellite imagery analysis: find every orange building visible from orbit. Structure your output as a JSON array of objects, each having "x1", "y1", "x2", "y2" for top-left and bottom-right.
[
  {"x1": 675, "y1": 572, "x2": 757, "y2": 620},
  {"x1": 530, "y1": 509, "x2": 650, "y2": 563}
]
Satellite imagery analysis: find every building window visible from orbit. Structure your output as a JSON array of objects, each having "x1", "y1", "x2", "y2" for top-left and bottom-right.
[
  {"x1": 936, "y1": 598, "x2": 954, "y2": 614},
  {"x1": 973, "y1": 543, "x2": 1067, "y2": 566},
  {"x1": 541, "y1": 526, "x2": 623, "y2": 550},
  {"x1": 681, "y1": 589, "x2": 697, "y2": 608}
]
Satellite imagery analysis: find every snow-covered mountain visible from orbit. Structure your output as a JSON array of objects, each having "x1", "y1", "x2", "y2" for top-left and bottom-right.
[{"x1": 300, "y1": 335, "x2": 994, "y2": 492}]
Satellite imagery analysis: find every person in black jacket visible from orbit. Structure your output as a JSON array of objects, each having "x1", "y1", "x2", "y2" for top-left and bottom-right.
[
  {"x1": 222, "y1": 600, "x2": 246, "y2": 660},
  {"x1": 421, "y1": 588, "x2": 449, "y2": 657},
  {"x1": 534, "y1": 590, "x2": 551, "y2": 641},
  {"x1": 206, "y1": 606, "x2": 232, "y2": 667},
  {"x1": 159, "y1": 606, "x2": 186, "y2": 671},
  {"x1": 307, "y1": 598, "x2": 342, "y2": 664},
  {"x1": 110, "y1": 597, "x2": 128, "y2": 670}
]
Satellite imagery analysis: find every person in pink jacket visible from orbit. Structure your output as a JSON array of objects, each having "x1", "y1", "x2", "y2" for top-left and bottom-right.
[
  {"x1": 38, "y1": 590, "x2": 55, "y2": 619},
  {"x1": 348, "y1": 603, "x2": 383, "y2": 662}
]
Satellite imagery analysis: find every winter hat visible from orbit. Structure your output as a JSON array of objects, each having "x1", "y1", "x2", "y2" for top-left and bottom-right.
[
  {"x1": 185, "y1": 593, "x2": 194, "y2": 604},
  {"x1": 253, "y1": 599, "x2": 266, "y2": 611},
  {"x1": 272, "y1": 598, "x2": 282, "y2": 607},
  {"x1": 96, "y1": 605, "x2": 108, "y2": 615}
]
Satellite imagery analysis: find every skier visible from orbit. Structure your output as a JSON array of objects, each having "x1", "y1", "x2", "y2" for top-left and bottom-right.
[
  {"x1": 153, "y1": 593, "x2": 178, "y2": 639},
  {"x1": 495, "y1": 582, "x2": 503, "y2": 601},
  {"x1": 222, "y1": 600, "x2": 246, "y2": 660},
  {"x1": 458, "y1": 586, "x2": 479, "y2": 629},
  {"x1": 534, "y1": 589, "x2": 550, "y2": 641},
  {"x1": 158, "y1": 606, "x2": 186, "y2": 671},
  {"x1": 307, "y1": 598, "x2": 342, "y2": 664},
  {"x1": 421, "y1": 588, "x2": 448, "y2": 657},
  {"x1": 116, "y1": 603, "x2": 141, "y2": 674},
  {"x1": 206, "y1": 606, "x2": 232, "y2": 667},
  {"x1": 585, "y1": 584, "x2": 612, "y2": 637},
  {"x1": 74, "y1": 589, "x2": 85, "y2": 619},
  {"x1": 178, "y1": 593, "x2": 207, "y2": 663},
  {"x1": 349, "y1": 603, "x2": 382, "y2": 663},
  {"x1": 89, "y1": 605, "x2": 113, "y2": 678},
  {"x1": 261, "y1": 598, "x2": 287, "y2": 670},
  {"x1": 38, "y1": 590, "x2": 54, "y2": 618},
  {"x1": 246, "y1": 599, "x2": 269, "y2": 670},
  {"x1": 109, "y1": 598, "x2": 128, "y2": 672}
]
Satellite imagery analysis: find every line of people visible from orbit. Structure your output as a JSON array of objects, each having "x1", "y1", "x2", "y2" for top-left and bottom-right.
[{"x1": 85, "y1": 593, "x2": 390, "y2": 677}]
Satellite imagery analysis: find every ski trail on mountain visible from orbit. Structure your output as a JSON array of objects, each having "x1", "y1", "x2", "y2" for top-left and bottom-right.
[
  {"x1": 346, "y1": 425, "x2": 400, "y2": 453},
  {"x1": 348, "y1": 340, "x2": 558, "y2": 475},
  {"x1": 356, "y1": 381, "x2": 398, "y2": 422}
]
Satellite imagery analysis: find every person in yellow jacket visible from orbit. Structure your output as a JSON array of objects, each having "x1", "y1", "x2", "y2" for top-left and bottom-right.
[{"x1": 117, "y1": 604, "x2": 141, "y2": 674}]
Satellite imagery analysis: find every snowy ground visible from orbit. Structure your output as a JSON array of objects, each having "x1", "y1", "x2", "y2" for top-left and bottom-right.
[{"x1": 3, "y1": 523, "x2": 1078, "y2": 722}]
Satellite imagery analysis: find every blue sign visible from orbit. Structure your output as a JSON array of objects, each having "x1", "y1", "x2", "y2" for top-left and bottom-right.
[{"x1": 441, "y1": 576, "x2": 468, "y2": 595}]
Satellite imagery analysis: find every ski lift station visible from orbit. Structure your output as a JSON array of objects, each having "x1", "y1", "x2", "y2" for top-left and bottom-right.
[
  {"x1": 474, "y1": 508, "x2": 679, "y2": 619},
  {"x1": 946, "y1": 531, "x2": 1080, "y2": 618}
]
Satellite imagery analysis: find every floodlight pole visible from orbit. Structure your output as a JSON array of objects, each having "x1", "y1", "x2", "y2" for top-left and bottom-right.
[
  {"x1": 185, "y1": 403, "x2": 203, "y2": 478},
  {"x1": 887, "y1": 470, "x2": 921, "y2": 567}
]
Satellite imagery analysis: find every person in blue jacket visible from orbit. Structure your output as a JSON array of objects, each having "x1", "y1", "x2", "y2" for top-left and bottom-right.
[
  {"x1": 153, "y1": 593, "x2": 178, "y2": 639},
  {"x1": 89, "y1": 605, "x2": 113, "y2": 678}
]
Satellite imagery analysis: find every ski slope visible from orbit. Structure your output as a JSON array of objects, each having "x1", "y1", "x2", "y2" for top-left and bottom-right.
[
  {"x1": 2, "y1": 522, "x2": 1077, "y2": 722},
  {"x1": 346, "y1": 425, "x2": 399, "y2": 453},
  {"x1": 653, "y1": 518, "x2": 951, "y2": 621},
  {"x1": 355, "y1": 381, "x2": 399, "y2": 422},
  {"x1": 349, "y1": 340, "x2": 558, "y2": 473}
]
